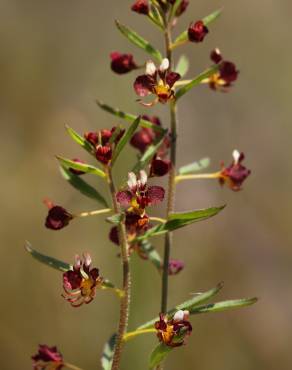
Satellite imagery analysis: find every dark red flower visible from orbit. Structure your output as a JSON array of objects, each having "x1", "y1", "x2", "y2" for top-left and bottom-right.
[
  {"x1": 95, "y1": 145, "x2": 112, "y2": 165},
  {"x1": 219, "y1": 150, "x2": 251, "y2": 191},
  {"x1": 116, "y1": 171, "x2": 165, "y2": 211},
  {"x1": 155, "y1": 310, "x2": 192, "y2": 347},
  {"x1": 188, "y1": 20, "x2": 209, "y2": 43},
  {"x1": 84, "y1": 131, "x2": 98, "y2": 146},
  {"x1": 131, "y1": 0, "x2": 149, "y2": 15},
  {"x1": 175, "y1": 0, "x2": 189, "y2": 17},
  {"x1": 32, "y1": 344, "x2": 64, "y2": 370},
  {"x1": 205, "y1": 49, "x2": 239, "y2": 91},
  {"x1": 69, "y1": 158, "x2": 86, "y2": 176},
  {"x1": 134, "y1": 59, "x2": 180, "y2": 106},
  {"x1": 110, "y1": 52, "x2": 137, "y2": 74},
  {"x1": 130, "y1": 116, "x2": 161, "y2": 153},
  {"x1": 62, "y1": 253, "x2": 103, "y2": 307},
  {"x1": 168, "y1": 259, "x2": 185, "y2": 275},
  {"x1": 150, "y1": 156, "x2": 171, "y2": 177},
  {"x1": 44, "y1": 200, "x2": 73, "y2": 230}
]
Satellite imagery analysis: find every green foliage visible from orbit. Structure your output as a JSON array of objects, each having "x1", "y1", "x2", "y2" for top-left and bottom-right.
[
  {"x1": 111, "y1": 116, "x2": 141, "y2": 165},
  {"x1": 65, "y1": 125, "x2": 95, "y2": 155},
  {"x1": 135, "y1": 206, "x2": 225, "y2": 242},
  {"x1": 96, "y1": 100, "x2": 166, "y2": 133},
  {"x1": 149, "y1": 343, "x2": 172, "y2": 369},
  {"x1": 175, "y1": 65, "x2": 219, "y2": 100},
  {"x1": 175, "y1": 55, "x2": 190, "y2": 78},
  {"x1": 101, "y1": 333, "x2": 117, "y2": 370},
  {"x1": 178, "y1": 157, "x2": 210, "y2": 175},
  {"x1": 139, "y1": 240, "x2": 162, "y2": 271},
  {"x1": 56, "y1": 156, "x2": 106, "y2": 178},
  {"x1": 115, "y1": 20, "x2": 163, "y2": 62},
  {"x1": 59, "y1": 166, "x2": 109, "y2": 208},
  {"x1": 191, "y1": 297, "x2": 258, "y2": 314}
]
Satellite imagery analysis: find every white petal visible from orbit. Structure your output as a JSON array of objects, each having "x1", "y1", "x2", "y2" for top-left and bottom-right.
[
  {"x1": 146, "y1": 60, "x2": 157, "y2": 76},
  {"x1": 127, "y1": 172, "x2": 137, "y2": 190},
  {"x1": 232, "y1": 149, "x2": 240, "y2": 164},
  {"x1": 139, "y1": 170, "x2": 148, "y2": 186},
  {"x1": 159, "y1": 58, "x2": 169, "y2": 72},
  {"x1": 173, "y1": 310, "x2": 185, "y2": 322},
  {"x1": 83, "y1": 252, "x2": 92, "y2": 267}
]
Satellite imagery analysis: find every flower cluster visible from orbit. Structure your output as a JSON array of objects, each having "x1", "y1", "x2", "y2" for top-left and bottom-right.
[
  {"x1": 155, "y1": 310, "x2": 192, "y2": 347},
  {"x1": 62, "y1": 253, "x2": 103, "y2": 307},
  {"x1": 219, "y1": 150, "x2": 251, "y2": 191},
  {"x1": 32, "y1": 345, "x2": 64, "y2": 370},
  {"x1": 134, "y1": 59, "x2": 181, "y2": 106},
  {"x1": 130, "y1": 115, "x2": 171, "y2": 177},
  {"x1": 84, "y1": 126, "x2": 124, "y2": 165}
]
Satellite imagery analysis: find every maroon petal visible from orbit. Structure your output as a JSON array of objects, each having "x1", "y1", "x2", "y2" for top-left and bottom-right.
[
  {"x1": 116, "y1": 190, "x2": 132, "y2": 207},
  {"x1": 63, "y1": 270, "x2": 82, "y2": 290},
  {"x1": 210, "y1": 48, "x2": 223, "y2": 64},
  {"x1": 150, "y1": 157, "x2": 171, "y2": 177},
  {"x1": 166, "y1": 72, "x2": 181, "y2": 88},
  {"x1": 219, "y1": 61, "x2": 239, "y2": 84},
  {"x1": 109, "y1": 226, "x2": 119, "y2": 245},
  {"x1": 130, "y1": 128, "x2": 155, "y2": 153},
  {"x1": 147, "y1": 186, "x2": 165, "y2": 205},
  {"x1": 134, "y1": 75, "x2": 155, "y2": 97},
  {"x1": 110, "y1": 52, "x2": 137, "y2": 74}
]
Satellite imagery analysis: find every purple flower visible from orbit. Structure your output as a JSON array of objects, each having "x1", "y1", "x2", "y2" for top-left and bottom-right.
[
  {"x1": 188, "y1": 20, "x2": 209, "y2": 42},
  {"x1": 110, "y1": 52, "x2": 137, "y2": 74},
  {"x1": 44, "y1": 200, "x2": 73, "y2": 230},
  {"x1": 32, "y1": 344, "x2": 64, "y2": 369}
]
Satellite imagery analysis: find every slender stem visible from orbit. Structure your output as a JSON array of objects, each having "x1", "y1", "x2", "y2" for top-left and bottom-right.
[
  {"x1": 76, "y1": 208, "x2": 112, "y2": 217},
  {"x1": 107, "y1": 168, "x2": 131, "y2": 370},
  {"x1": 149, "y1": 216, "x2": 167, "y2": 224},
  {"x1": 175, "y1": 172, "x2": 221, "y2": 183},
  {"x1": 123, "y1": 328, "x2": 156, "y2": 342},
  {"x1": 64, "y1": 363, "x2": 84, "y2": 370},
  {"x1": 174, "y1": 79, "x2": 193, "y2": 87}
]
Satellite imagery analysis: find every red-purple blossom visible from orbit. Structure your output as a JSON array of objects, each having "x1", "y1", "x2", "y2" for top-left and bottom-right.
[
  {"x1": 95, "y1": 144, "x2": 113, "y2": 165},
  {"x1": 150, "y1": 156, "x2": 171, "y2": 177},
  {"x1": 62, "y1": 253, "x2": 103, "y2": 307},
  {"x1": 131, "y1": 0, "x2": 149, "y2": 15},
  {"x1": 110, "y1": 52, "x2": 137, "y2": 74},
  {"x1": 219, "y1": 150, "x2": 251, "y2": 191},
  {"x1": 116, "y1": 171, "x2": 165, "y2": 211},
  {"x1": 206, "y1": 49, "x2": 239, "y2": 91},
  {"x1": 44, "y1": 200, "x2": 73, "y2": 230},
  {"x1": 130, "y1": 115, "x2": 161, "y2": 153},
  {"x1": 168, "y1": 259, "x2": 185, "y2": 275},
  {"x1": 188, "y1": 20, "x2": 209, "y2": 43},
  {"x1": 32, "y1": 344, "x2": 64, "y2": 370},
  {"x1": 155, "y1": 310, "x2": 192, "y2": 347},
  {"x1": 69, "y1": 158, "x2": 86, "y2": 176},
  {"x1": 134, "y1": 59, "x2": 181, "y2": 106},
  {"x1": 84, "y1": 131, "x2": 98, "y2": 146}
]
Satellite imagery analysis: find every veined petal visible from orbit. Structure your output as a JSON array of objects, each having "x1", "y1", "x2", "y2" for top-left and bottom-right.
[
  {"x1": 134, "y1": 75, "x2": 155, "y2": 97},
  {"x1": 166, "y1": 72, "x2": 181, "y2": 88},
  {"x1": 147, "y1": 186, "x2": 165, "y2": 205},
  {"x1": 116, "y1": 190, "x2": 133, "y2": 207}
]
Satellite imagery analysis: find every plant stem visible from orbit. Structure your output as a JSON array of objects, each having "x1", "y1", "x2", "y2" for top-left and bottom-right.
[
  {"x1": 175, "y1": 172, "x2": 221, "y2": 183},
  {"x1": 161, "y1": 16, "x2": 178, "y2": 314},
  {"x1": 123, "y1": 328, "x2": 156, "y2": 342},
  {"x1": 107, "y1": 168, "x2": 131, "y2": 370},
  {"x1": 64, "y1": 363, "x2": 83, "y2": 370},
  {"x1": 76, "y1": 208, "x2": 112, "y2": 217}
]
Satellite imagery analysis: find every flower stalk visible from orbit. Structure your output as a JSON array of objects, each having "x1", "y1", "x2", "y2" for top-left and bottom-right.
[{"x1": 175, "y1": 172, "x2": 221, "y2": 183}]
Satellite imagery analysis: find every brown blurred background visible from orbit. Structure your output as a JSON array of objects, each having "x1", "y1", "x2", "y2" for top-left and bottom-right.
[{"x1": 1, "y1": 0, "x2": 292, "y2": 369}]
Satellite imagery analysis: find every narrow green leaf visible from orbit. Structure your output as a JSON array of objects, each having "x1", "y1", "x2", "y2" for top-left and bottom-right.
[
  {"x1": 132, "y1": 131, "x2": 167, "y2": 173},
  {"x1": 190, "y1": 297, "x2": 258, "y2": 314},
  {"x1": 115, "y1": 20, "x2": 162, "y2": 62},
  {"x1": 139, "y1": 240, "x2": 162, "y2": 271},
  {"x1": 170, "y1": 0, "x2": 183, "y2": 19},
  {"x1": 111, "y1": 116, "x2": 141, "y2": 165},
  {"x1": 202, "y1": 8, "x2": 222, "y2": 26},
  {"x1": 175, "y1": 65, "x2": 219, "y2": 100},
  {"x1": 175, "y1": 55, "x2": 189, "y2": 78},
  {"x1": 109, "y1": 126, "x2": 123, "y2": 145},
  {"x1": 173, "y1": 8, "x2": 222, "y2": 45},
  {"x1": 149, "y1": 343, "x2": 172, "y2": 369},
  {"x1": 135, "y1": 206, "x2": 225, "y2": 242},
  {"x1": 60, "y1": 166, "x2": 109, "y2": 208},
  {"x1": 65, "y1": 125, "x2": 95, "y2": 155},
  {"x1": 101, "y1": 333, "x2": 117, "y2": 370},
  {"x1": 178, "y1": 157, "x2": 210, "y2": 175},
  {"x1": 25, "y1": 242, "x2": 71, "y2": 272},
  {"x1": 149, "y1": 4, "x2": 164, "y2": 29},
  {"x1": 56, "y1": 156, "x2": 106, "y2": 178},
  {"x1": 96, "y1": 101, "x2": 166, "y2": 134},
  {"x1": 137, "y1": 282, "x2": 223, "y2": 330}
]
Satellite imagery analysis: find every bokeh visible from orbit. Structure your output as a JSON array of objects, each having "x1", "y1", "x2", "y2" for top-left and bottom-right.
[{"x1": 1, "y1": 1, "x2": 292, "y2": 369}]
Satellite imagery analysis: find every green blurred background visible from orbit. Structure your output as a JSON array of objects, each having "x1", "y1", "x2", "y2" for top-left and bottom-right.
[{"x1": 1, "y1": 0, "x2": 292, "y2": 369}]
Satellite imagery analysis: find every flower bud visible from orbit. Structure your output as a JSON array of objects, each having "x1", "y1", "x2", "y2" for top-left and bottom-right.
[
  {"x1": 168, "y1": 258, "x2": 184, "y2": 275},
  {"x1": 84, "y1": 131, "x2": 98, "y2": 146},
  {"x1": 110, "y1": 52, "x2": 137, "y2": 74},
  {"x1": 131, "y1": 0, "x2": 149, "y2": 15},
  {"x1": 188, "y1": 20, "x2": 209, "y2": 43},
  {"x1": 69, "y1": 158, "x2": 86, "y2": 176},
  {"x1": 150, "y1": 157, "x2": 171, "y2": 177},
  {"x1": 175, "y1": 0, "x2": 189, "y2": 17},
  {"x1": 95, "y1": 145, "x2": 112, "y2": 165},
  {"x1": 45, "y1": 203, "x2": 73, "y2": 230}
]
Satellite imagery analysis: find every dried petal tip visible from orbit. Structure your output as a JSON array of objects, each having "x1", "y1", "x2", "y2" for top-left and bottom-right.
[
  {"x1": 110, "y1": 52, "x2": 137, "y2": 74},
  {"x1": 32, "y1": 344, "x2": 64, "y2": 370},
  {"x1": 44, "y1": 201, "x2": 73, "y2": 230},
  {"x1": 131, "y1": 0, "x2": 149, "y2": 15},
  {"x1": 188, "y1": 20, "x2": 209, "y2": 43},
  {"x1": 62, "y1": 253, "x2": 103, "y2": 307},
  {"x1": 219, "y1": 151, "x2": 251, "y2": 191},
  {"x1": 168, "y1": 258, "x2": 184, "y2": 275}
]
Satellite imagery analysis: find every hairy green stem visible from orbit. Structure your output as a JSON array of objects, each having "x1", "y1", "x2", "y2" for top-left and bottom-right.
[{"x1": 107, "y1": 168, "x2": 131, "y2": 370}]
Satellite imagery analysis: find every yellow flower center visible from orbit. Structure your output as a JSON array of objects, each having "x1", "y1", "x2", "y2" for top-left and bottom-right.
[
  {"x1": 81, "y1": 278, "x2": 94, "y2": 296},
  {"x1": 161, "y1": 324, "x2": 175, "y2": 344}
]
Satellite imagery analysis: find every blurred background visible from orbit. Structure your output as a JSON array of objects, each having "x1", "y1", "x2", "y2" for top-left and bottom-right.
[{"x1": 1, "y1": 0, "x2": 292, "y2": 369}]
